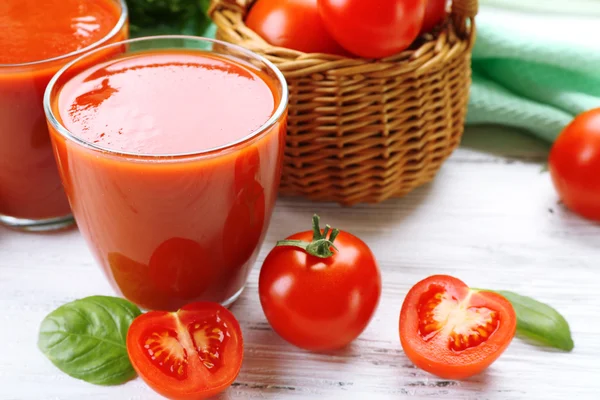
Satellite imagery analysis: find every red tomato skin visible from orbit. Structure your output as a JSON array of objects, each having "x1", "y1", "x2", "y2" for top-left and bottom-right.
[
  {"x1": 399, "y1": 275, "x2": 516, "y2": 380},
  {"x1": 549, "y1": 108, "x2": 600, "y2": 221},
  {"x1": 126, "y1": 302, "x2": 243, "y2": 400},
  {"x1": 317, "y1": 0, "x2": 426, "y2": 58},
  {"x1": 259, "y1": 230, "x2": 381, "y2": 351},
  {"x1": 420, "y1": 0, "x2": 447, "y2": 34},
  {"x1": 246, "y1": 0, "x2": 348, "y2": 55}
]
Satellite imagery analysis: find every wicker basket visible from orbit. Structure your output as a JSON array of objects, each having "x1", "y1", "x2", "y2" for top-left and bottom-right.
[{"x1": 209, "y1": 0, "x2": 478, "y2": 206}]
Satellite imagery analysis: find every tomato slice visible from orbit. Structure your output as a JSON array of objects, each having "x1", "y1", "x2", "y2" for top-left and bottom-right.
[
  {"x1": 127, "y1": 302, "x2": 243, "y2": 400},
  {"x1": 399, "y1": 275, "x2": 516, "y2": 380}
]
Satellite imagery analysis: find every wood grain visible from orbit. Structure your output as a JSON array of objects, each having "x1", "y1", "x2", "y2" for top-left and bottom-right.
[{"x1": 1, "y1": 126, "x2": 599, "y2": 400}]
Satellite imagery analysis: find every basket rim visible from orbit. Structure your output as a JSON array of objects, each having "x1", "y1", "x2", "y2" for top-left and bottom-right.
[{"x1": 209, "y1": 0, "x2": 477, "y2": 68}]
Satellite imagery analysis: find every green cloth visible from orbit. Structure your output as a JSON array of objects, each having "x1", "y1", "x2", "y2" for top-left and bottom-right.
[
  {"x1": 480, "y1": 0, "x2": 600, "y2": 16},
  {"x1": 467, "y1": 6, "x2": 600, "y2": 142}
]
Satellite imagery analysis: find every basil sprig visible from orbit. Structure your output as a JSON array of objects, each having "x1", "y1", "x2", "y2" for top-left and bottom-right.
[
  {"x1": 482, "y1": 290, "x2": 574, "y2": 351},
  {"x1": 38, "y1": 296, "x2": 142, "y2": 385}
]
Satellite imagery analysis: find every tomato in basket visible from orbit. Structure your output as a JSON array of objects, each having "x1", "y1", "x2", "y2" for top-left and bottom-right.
[
  {"x1": 421, "y1": 0, "x2": 448, "y2": 34},
  {"x1": 399, "y1": 275, "x2": 516, "y2": 380},
  {"x1": 317, "y1": 0, "x2": 425, "y2": 58},
  {"x1": 246, "y1": 0, "x2": 348, "y2": 55}
]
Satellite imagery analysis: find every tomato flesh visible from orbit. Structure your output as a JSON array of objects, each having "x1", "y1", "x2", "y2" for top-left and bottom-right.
[
  {"x1": 417, "y1": 284, "x2": 499, "y2": 351},
  {"x1": 400, "y1": 275, "x2": 516, "y2": 380},
  {"x1": 127, "y1": 302, "x2": 243, "y2": 400},
  {"x1": 143, "y1": 329, "x2": 189, "y2": 380}
]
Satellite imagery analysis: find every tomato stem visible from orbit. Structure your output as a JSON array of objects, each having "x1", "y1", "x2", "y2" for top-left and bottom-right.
[{"x1": 275, "y1": 214, "x2": 339, "y2": 258}]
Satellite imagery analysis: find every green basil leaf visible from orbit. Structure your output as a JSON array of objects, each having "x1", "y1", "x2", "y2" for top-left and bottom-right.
[
  {"x1": 38, "y1": 296, "x2": 142, "y2": 385},
  {"x1": 486, "y1": 290, "x2": 574, "y2": 351}
]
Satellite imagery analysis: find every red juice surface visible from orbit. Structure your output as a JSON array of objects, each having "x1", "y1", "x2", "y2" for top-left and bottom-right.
[
  {"x1": 0, "y1": 0, "x2": 122, "y2": 64},
  {"x1": 0, "y1": 0, "x2": 126, "y2": 221},
  {"x1": 59, "y1": 51, "x2": 275, "y2": 154},
  {"x1": 50, "y1": 49, "x2": 286, "y2": 310}
]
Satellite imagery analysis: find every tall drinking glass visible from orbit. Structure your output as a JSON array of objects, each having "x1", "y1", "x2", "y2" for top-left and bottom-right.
[{"x1": 44, "y1": 36, "x2": 288, "y2": 310}]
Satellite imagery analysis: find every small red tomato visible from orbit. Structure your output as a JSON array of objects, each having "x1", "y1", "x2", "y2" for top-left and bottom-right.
[
  {"x1": 246, "y1": 0, "x2": 348, "y2": 55},
  {"x1": 549, "y1": 108, "x2": 600, "y2": 221},
  {"x1": 400, "y1": 275, "x2": 516, "y2": 380},
  {"x1": 259, "y1": 215, "x2": 381, "y2": 352},
  {"x1": 127, "y1": 302, "x2": 243, "y2": 400},
  {"x1": 317, "y1": 0, "x2": 425, "y2": 58},
  {"x1": 420, "y1": 0, "x2": 447, "y2": 34}
]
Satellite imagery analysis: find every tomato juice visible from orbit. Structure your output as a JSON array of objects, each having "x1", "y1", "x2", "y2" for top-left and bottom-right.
[
  {"x1": 45, "y1": 37, "x2": 288, "y2": 310},
  {"x1": 0, "y1": 0, "x2": 128, "y2": 230}
]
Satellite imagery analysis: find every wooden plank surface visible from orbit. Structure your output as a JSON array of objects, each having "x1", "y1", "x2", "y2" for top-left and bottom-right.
[{"x1": 1, "y1": 125, "x2": 599, "y2": 399}]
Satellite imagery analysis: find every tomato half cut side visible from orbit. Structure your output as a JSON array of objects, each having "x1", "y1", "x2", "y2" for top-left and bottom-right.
[
  {"x1": 399, "y1": 275, "x2": 516, "y2": 380},
  {"x1": 127, "y1": 302, "x2": 243, "y2": 400}
]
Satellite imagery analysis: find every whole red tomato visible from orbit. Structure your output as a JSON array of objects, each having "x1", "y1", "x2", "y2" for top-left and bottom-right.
[
  {"x1": 127, "y1": 302, "x2": 243, "y2": 400},
  {"x1": 259, "y1": 215, "x2": 381, "y2": 352},
  {"x1": 246, "y1": 0, "x2": 347, "y2": 55},
  {"x1": 420, "y1": 0, "x2": 447, "y2": 34},
  {"x1": 549, "y1": 108, "x2": 600, "y2": 220},
  {"x1": 317, "y1": 0, "x2": 425, "y2": 58},
  {"x1": 400, "y1": 275, "x2": 516, "y2": 380}
]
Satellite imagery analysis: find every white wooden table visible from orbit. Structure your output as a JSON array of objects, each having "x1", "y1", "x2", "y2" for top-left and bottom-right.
[{"x1": 1, "y1": 125, "x2": 599, "y2": 399}]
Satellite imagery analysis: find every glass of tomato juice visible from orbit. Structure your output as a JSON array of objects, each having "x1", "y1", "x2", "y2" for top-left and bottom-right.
[
  {"x1": 44, "y1": 36, "x2": 288, "y2": 311},
  {"x1": 0, "y1": 0, "x2": 128, "y2": 231}
]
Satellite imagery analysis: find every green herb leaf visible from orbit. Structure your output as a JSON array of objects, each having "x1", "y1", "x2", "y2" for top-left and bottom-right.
[
  {"x1": 128, "y1": 0, "x2": 216, "y2": 38},
  {"x1": 38, "y1": 296, "x2": 142, "y2": 385},
  {"x1": 484, "y1": 290, "x2": 574, "y2": 351}
]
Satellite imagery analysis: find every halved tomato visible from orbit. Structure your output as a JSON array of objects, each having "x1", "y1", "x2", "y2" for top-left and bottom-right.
[
  {"x1": 399, "y1": 275, "x2": 516, "y2": 380},
  {"x1": 127, "y1": 302, "x2": 243, "y2": 400}
]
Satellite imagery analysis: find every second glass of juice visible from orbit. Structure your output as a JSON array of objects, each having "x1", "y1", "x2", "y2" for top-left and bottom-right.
[
  {"x1": 44, "y1": 37, "x2": 288, "y2": 310},
  {"x1": 0, "y1": 0, "x2": 128, "y2": 230}
]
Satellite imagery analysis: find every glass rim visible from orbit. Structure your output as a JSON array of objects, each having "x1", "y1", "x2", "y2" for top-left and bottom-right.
[
  {"x1": 0, "y1": 0, "x2": 128, "y2": 68},
  {"x1": 43, "y1": 35, "x2": 289, "y2": 160}
]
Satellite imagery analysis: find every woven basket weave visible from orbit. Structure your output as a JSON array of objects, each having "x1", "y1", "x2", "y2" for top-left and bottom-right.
[{"x1": 210, "y1": 0, "x2": 478, "y2": 206}]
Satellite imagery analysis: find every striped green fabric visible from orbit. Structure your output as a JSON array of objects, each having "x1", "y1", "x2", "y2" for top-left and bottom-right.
[{"x1": 467, "y1": 5, "x2": 600, "y2": 142}]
